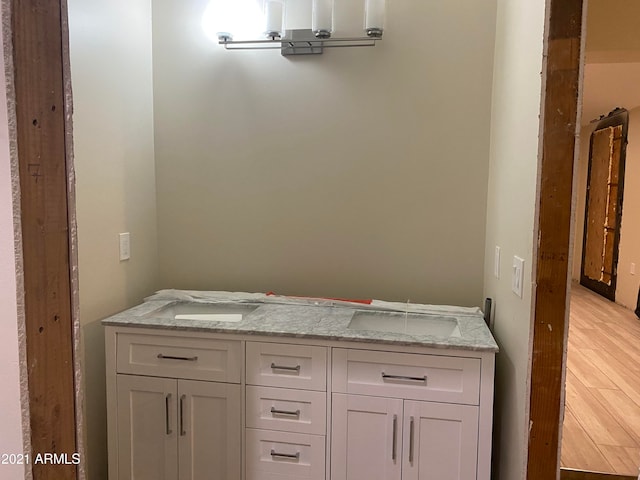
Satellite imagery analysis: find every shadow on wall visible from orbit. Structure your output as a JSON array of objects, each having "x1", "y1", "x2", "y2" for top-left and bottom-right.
[
  {"x1": 81, "y1": 320, "x2": 108, "y2": 479},
  {"x1": 491, "y1": 346, "x2": 517, "y2": 480}
]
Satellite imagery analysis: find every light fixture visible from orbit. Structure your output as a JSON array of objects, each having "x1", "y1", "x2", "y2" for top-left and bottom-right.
[{"x1": 205, "y1": 0, "x2": 386, "y2": 56}]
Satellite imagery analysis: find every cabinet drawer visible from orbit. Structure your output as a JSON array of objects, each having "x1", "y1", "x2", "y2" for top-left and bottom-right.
[
  {"x1": 245, "y1": 428, "x2": 325, "y2": 480},
  {"x1": 246, "y1": 342, "x2": 327, "y2": 391},
  {"x1": 246, "y1": 386, "x2": 326, "y2": 435},
  {"x1": 332, "y1": 348, "x2": 481, "y2": 405},
  {"x1": 116, "y1": 332, "x2": 241, "y2": 383}
]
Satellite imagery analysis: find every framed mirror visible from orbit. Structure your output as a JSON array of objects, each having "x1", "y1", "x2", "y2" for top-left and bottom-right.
[{"x1": 580, "y1": 108, "x2": 629, "y2": 301}]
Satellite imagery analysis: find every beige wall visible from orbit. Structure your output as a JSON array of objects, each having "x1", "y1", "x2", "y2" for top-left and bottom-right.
[
  {"x1": 0, "y1": 14, "x2": 26, "y2": 479},
  {"x1": 573, "y1": 107, "x2": 640, "y2": 310},
  {"x1": 68, "y1": 0, "x2": 159, "y2": 476},
  {"x1": 586, "y1": 0, "x2": 640, "y2": 63},
  {"x1": 152, "y1": 0, "x2": 497, "y2": 308},
  {"x1": 483, "y1": 0, "x2": 546, "y2": 478}
]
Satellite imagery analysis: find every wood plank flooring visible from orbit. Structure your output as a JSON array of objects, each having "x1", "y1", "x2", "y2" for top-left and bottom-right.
[{"x1": 561, "y1": 283, "x2": 640, "y2": 476}]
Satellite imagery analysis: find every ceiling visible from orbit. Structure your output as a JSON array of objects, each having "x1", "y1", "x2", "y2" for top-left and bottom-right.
[
  {"x1": 581, "y1": 62, "x2": 640, "y2": 125},
  {"x1": 580, "y1": 0, "x2": 640, "y2": 125}
]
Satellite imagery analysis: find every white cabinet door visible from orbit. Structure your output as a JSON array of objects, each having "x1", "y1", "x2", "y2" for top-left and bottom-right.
[
  {"x1": 116, "y1": 374, "x2": 178, "y2": 480},
  {"x1": 331, "y1": 393, "x2": 403, "y2": 480},
  {"x1": 402, "y1": 401, "x2": 478, "y2": 480},
  {"x1": 178, "y1": 380, "x2": 241, "y2": 480}
]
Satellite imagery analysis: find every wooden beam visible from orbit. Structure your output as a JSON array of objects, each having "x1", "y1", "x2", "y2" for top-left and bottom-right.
[
  {"x1": 11, "y1": 0, "x2": 77, "y2": 478},
  {"x1": 527, "y1": 0, "x2": 584, "y2": 479}
]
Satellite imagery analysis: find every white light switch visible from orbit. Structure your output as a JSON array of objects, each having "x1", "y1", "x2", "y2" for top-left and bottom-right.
[
  {"x1": 631, "y1": 263, "x2": 636, "y2": 275},
  {"x1": 119, "y1": 232, "x2": 131, "y2": 261},
  {"x1": 512, "y1": 256, "x2": 524, "y2": 298},
  {"x1": 494, "y1": 246, "x2": 501, "y2": 279}
]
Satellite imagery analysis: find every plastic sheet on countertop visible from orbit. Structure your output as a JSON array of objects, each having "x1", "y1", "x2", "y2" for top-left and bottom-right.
[{"x1": 144, "y1": 290, "x2": 483, "y2": 317}]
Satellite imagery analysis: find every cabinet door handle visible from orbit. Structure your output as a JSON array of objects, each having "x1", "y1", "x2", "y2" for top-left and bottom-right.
[
  {"x1": 270, "y1": 450, "x2": 300, "y2": 461},
  {"x1": 270, "y1": 407, "x2": 301, "y2": 417},
  {"x1": 270, "y1": 363, "x2": 301, "y2": 372},
  {"x1": 382, "y1": 373, "x2": 427, "y2": 385},
  {"x1": 157, "y1": 353, "x2": 198, "y2": 362},
  {"x1": 409, "y1": 416, "x2": 415, "y2": 465},
  {"x1": 392, "y1": 414, "x2": 398, "y2": 461},
  {"x1": 179, "y1": 395, "x2": 186, "y2": 436},
  {"x1": 165, "y1": 394, "x2": 172, "y2": 435}
]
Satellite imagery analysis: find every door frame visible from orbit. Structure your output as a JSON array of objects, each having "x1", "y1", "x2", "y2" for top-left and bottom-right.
[
  {"x1": 6, "y1": 0, "x2": 84, "y2": 478},
  {"x1": 579, "y1": 109, "x2": 629, "y2": 301},
  {"x1": 5, "y1": 0, "x2": 597, "y2": 479},
  {"x1": 527, "y1": 0, "x2": 585, "y2": 478}
]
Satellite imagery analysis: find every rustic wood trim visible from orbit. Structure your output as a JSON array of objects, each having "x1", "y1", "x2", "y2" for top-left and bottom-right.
[
  {"x1": 527, "y1": 0, "x2": 584, "y2": 479},
  {"x1": 561, "y1": 468, "x2": 637, "y2": 480},
  {"x1": 11, "y1": 0, "x2": 78, "y2": 478}
]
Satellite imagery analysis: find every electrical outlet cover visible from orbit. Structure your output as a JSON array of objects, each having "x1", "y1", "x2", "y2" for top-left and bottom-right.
[
  {"x1": 512, "y1": 256, "x2": 524, "y2": 298},
  {"x1": 119, "y1": 232, "x2": 131, "y2": 261}
]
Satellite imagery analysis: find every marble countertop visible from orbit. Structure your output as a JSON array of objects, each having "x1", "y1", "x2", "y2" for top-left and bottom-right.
[{"x1": 102, "y1": 299, "x2": 498, "y2": 353}]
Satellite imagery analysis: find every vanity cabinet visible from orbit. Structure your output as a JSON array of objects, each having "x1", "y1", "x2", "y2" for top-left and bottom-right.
[
  {"x1": 105, "y1": 323, "x2": 494, "y2": 480},
  {"x1": 244, "y1": 342, "x2": 328, "y2": 480},
  {"x1": 331, "y1": 348, "x2": 484, "y2": 480},
  {"x1": 331, "y1": 394, "x2": 478, "y2": 480},
  {"x1": 108, "y1": 330, "x2": 242, "y2": 480}
]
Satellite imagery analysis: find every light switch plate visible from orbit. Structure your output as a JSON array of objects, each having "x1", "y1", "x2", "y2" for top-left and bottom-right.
[
  {"x1": 512, "y1": 256, "x2": 524, "y2": 298},
  {"x1": 631, "y1": 263, "x2": 636, "y2": 275},
  {"x1": 494, "y1": 246, "x2": 501, "y2": 279},
  {"x1": 119, "y1": 232, "x2": 131, "y2": 261}
]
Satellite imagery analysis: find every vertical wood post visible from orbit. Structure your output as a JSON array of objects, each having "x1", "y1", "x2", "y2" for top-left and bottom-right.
[
  {"x1": 11, "y1": 0, "x2": 77, "y2": 478},
  {"x1": 528, "y1": 0, "x2": 583, "y2": 478}
]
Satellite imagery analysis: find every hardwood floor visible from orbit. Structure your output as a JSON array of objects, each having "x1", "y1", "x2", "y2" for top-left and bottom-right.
[{"x1": 561, "y1": 283, "x2": 640, "y2": 476}]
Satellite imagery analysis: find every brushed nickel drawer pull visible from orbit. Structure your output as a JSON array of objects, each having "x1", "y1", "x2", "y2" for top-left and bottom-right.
[
  {"x1": 157, "y1": 353, "x2": 198, "y2": 362},
  {"x1": 392, "y1": 414, "x2": 398, "y2": 461},
  {"x1": 270, "y1": 363, "x2": 301, "y2": 372},
  {"x1": 179, "y1": 394, "x2": 186, "y2": 436},
  {"x1": 409, "y1": 416, "x2": 415, "y2": 464},
  {"x1": 270, "y1": 449, "x2": 300, "y2": 460},
  {"x1": 382, "y1": 373, "x2": 427, "y2": 384},
  {"x1": 165, "y1": 394, "x2": 172, "y2": 435},
  {"x1": 270, "y1": 406, "x2": 301, "y2": 417}
]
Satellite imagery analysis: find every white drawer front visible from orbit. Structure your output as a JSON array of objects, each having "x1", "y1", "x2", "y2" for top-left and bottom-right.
[
  {"x1": 246, "y1": 386, "x2": 326, "y2": 435},
  {"x1": 245, "y1": 428, "x2": 325, "y2": 480},
  {"x1": 332, "y1": 348, "x2": 481, "y2": 405},
  {"x1": 116, "y1": 332, "x2": 241, "y2": 383},
  {"x1": 246, "y1": 342, "x2": 327, "y2": 391}
]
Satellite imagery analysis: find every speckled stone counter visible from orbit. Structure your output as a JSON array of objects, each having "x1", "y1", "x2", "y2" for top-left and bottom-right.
[{"x1": 102, "y1": 298, "x2": 498, "y2": 352}]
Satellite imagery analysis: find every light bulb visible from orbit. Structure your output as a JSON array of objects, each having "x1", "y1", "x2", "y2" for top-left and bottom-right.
[{"x1": 202, "y1": 0, "x2": 265, "y2": 42}]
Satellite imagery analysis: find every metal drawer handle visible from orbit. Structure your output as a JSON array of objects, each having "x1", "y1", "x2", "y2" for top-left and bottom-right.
[
  {"x1": 392, "y1": 414, "x2": 398, "y2": 461},
  {"x1": 165, "y1": 394, "x2": 172, "y2": 435},
  {"x1": 270, "y1": 449, "x2": 300, "y2": 461},
  {"x1": 409, "y1": 416, "x2": 415, "y2": 464},
  {"x1": 270, "y1": 407, "x2": 301, "y2": 417},
  {"x1": 179, "y1": 395, "x2": 186, "y2": 436},
  {"x1": 157, "y1": 354, "x2": 198, "y2": 362},
  {"x1": 270, "y1": 363, "x2": 301, "y2": 372},
  {"x1": 382, "y1": 373, "x2": 427, "y2": 384}
]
